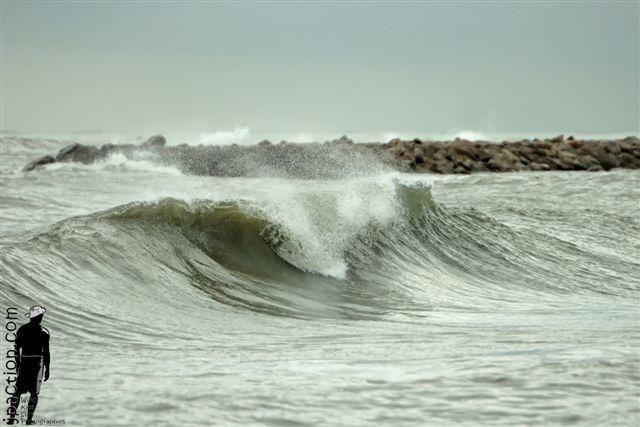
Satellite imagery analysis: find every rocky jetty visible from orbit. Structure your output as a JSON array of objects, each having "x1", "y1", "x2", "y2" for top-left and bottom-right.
[
  {"x1": 382, "y1": 135, "x2": 640, "y2": 173},
  {"x1": 22, "y1": 134, "x2": 640, "y2": 176}
]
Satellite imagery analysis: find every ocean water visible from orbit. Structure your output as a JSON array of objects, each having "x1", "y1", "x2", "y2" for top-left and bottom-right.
[{"x1": 1, "y1": 135, "x2": 639, "y2": 426}]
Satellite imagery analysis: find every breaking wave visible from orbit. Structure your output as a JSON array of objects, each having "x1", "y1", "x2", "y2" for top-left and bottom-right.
[{"x1": 3, "y1": 181, "x2": 638, "y2": 332}]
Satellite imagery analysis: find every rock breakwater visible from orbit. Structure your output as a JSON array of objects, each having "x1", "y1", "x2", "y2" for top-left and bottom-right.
[{"x1": 20, "y1": 134, "x2": 640, "y2": 176}]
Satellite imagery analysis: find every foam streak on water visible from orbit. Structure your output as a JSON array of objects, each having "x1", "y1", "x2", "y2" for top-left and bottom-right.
[{"x1": 1, "y1": 136, "x2": 639, "y2": 426}]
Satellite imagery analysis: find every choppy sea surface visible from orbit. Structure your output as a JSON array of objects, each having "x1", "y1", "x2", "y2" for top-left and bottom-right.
[{"x1": 1, "y1": 135, "x2": 639, "y2": 426}]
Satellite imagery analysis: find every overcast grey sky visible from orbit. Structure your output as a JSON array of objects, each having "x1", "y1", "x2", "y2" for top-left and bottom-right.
[{"x1": 1, "y1": 1, "x2": 638, "y2": 135}]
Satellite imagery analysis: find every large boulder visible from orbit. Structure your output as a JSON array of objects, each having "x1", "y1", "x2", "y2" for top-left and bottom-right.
[
  {"x1": 99, "y1": 143, "x2": 118, "y2": 157},
  {"x1": 431, "y1": 157, "x2": 455, "y2": 174},
  {"x1": 331, "y1": 135, "x2": 353, "y2": 145},
  {"x1": 141, "y1": 134, "x2": 167, "y2": 148},
  {"x1": 558, "y1": 151, "x2": 585, "y2": 170},
  {"x1": 582, "y1": 143, "x2": 618, "y2": 170},
  {"x1": 452, "y1": 141, "x2": 480, "y2": 161},
  {"x1": 619, "y1": 153, "x2": 640, "y2": 168},
  {"x1": 529, "y1": 162, "x2": 551, "y2": 171},
  {"x1": 485, "y1": 148, "x2": 520, "y2": 172},
  {"x1": 55, "y1": 143, "x2": 99, "y2": 163},
  {"x1": 22, "y1": 155, "x2": 55, "y2": 171}
]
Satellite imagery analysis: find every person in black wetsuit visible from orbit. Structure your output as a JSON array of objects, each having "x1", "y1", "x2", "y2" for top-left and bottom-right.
[{"x1": 7, "y1": 305, "x2": 50, "y2": 425}]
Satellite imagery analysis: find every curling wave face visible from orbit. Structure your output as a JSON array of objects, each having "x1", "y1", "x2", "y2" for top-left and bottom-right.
[{"x1": 3, "y1": 182, "x2": 638, "y2": 327}]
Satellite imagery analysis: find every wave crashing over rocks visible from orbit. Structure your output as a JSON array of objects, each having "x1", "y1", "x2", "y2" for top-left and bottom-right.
[{"x1": 22, "y1": 134, "x2": 640, "y2": 177}]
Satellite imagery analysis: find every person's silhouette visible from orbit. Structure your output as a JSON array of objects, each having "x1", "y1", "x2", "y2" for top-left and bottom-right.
[{"x1": 7, "y1": 305, "x2": 50, "y2": 425}]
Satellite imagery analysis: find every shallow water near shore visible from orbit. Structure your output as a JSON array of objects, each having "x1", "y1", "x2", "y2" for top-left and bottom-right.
[{"x1": 1, "y1": 136, "x2": 639, "y2": 426}]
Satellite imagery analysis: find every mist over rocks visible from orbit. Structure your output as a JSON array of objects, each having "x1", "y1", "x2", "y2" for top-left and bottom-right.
[
  {"x1": 21, "y1": 134, "x2": 640, "y2": 176},
  {"x1": 161, "y1": 137, "x2": 385, "y2": 178}
]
